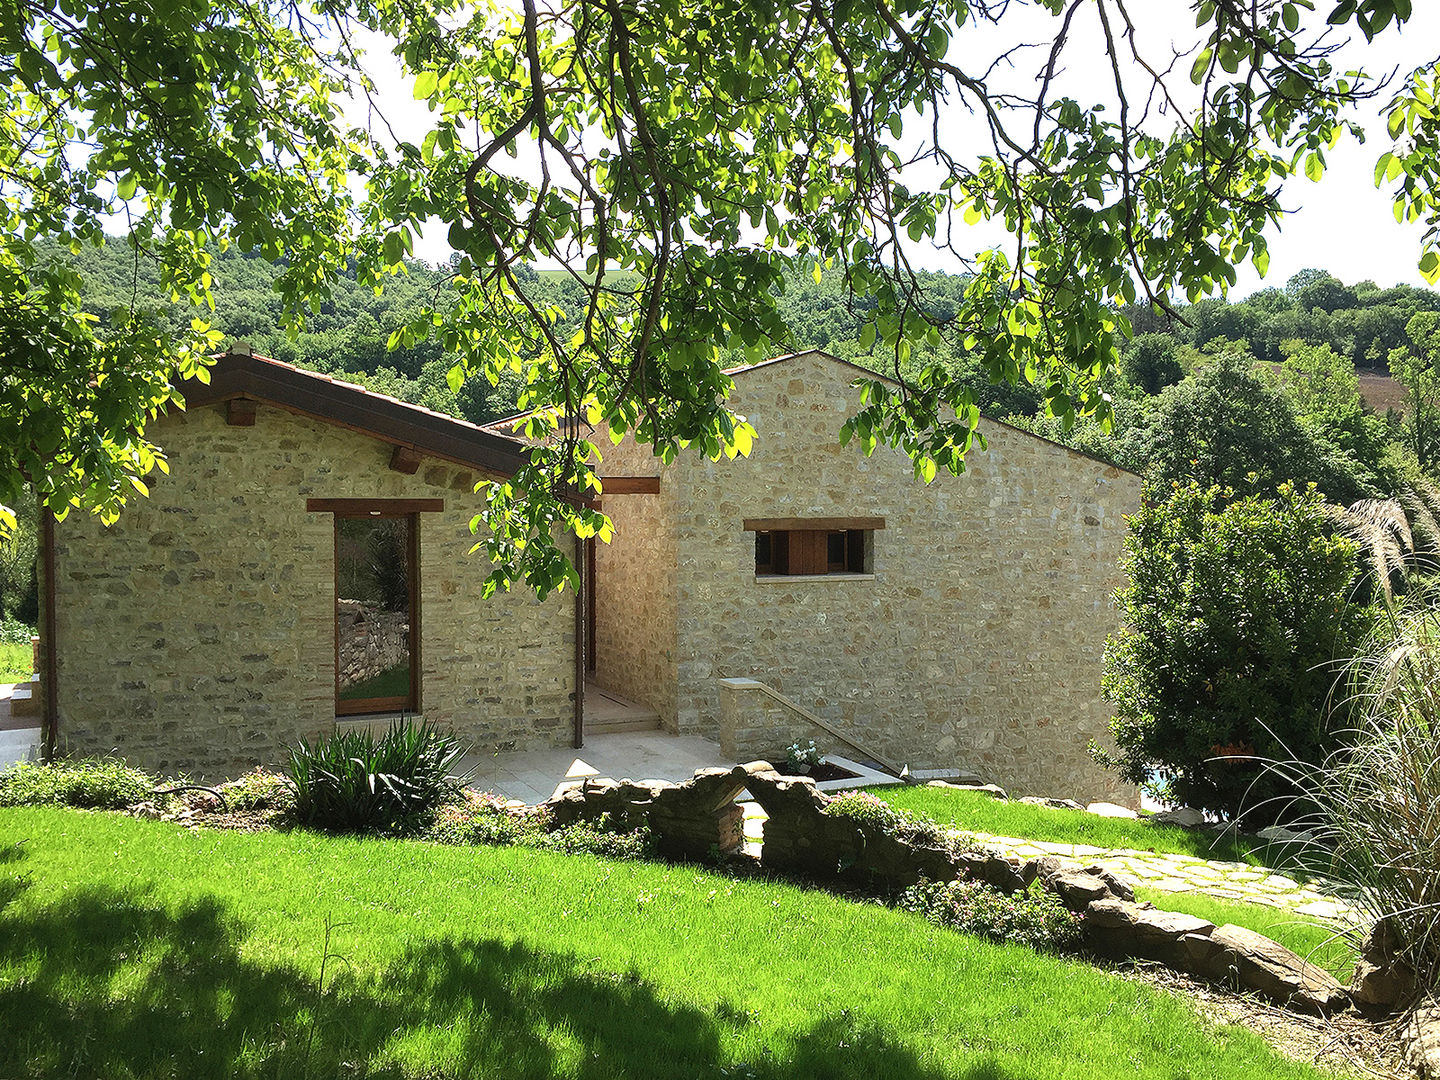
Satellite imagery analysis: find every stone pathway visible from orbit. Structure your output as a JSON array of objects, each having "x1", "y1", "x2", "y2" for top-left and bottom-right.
[
  {"x1": 972, "y1": 833, "x2": 1356, "y2": 921},
  {"x1": 738, "y1": 805, "x2": 1357, "y2": 923}
]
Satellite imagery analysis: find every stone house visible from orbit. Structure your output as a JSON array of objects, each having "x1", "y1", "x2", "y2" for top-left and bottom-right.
[
  {"x1": 41, "y1": 346, "x2": 1140, "y2": 800},
  {"x1": 586, "y1": 350, "x2": 1143, "y2": 803},
  {"x1": 41, "y1": 347, "x2": 581, "y2": 778}
]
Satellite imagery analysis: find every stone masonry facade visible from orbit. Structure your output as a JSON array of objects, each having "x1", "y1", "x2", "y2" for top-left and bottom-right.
[
  {"x1": 590, "y1": 432, "x2": 679, "y2": 730},
  {"x1": 592, "y1": 351, "x2": 1143, "y2": 804},
  {"x1": 52, "y1": 404, "x2": 576, "y2": 779}
]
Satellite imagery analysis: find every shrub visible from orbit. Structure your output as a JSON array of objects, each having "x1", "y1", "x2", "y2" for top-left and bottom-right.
[
  {"x1": 426, "y1": 790, "x2": 529, "y2": 846},
  {"x1": 0, "y1": 616, "x2": 33, "y2": 646},
  {"x1": 288, "y1": 718, "x2": 469, "y2": 835},
  {"x1": 217, "y1": 767, "x2": 296, "y2": 813},
  {"x1": 899, "y1": 878, "x2": 1084, "y2": 953},
  {"x1": 0, "y1": 758, "x2": 155, "y2": 810},
  {"x1": 1098, "y1": 481, "x2": 1375, "y2": 821},
  {"x1": 425, "y1": 793, "x2": 652, "y2": 859},
  {"x1": 527, "y1": 814, "x2": 654, "y2": 859},
  {"x1": 823, "y1": 790, "x2": 978, "y2": 853}
]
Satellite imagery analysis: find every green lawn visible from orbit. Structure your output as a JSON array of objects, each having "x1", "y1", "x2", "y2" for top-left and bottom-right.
[
  {"x1": 0, "y1": 640, "x2": 31, "y2": 683},
  {"x1": 867, "y1": 786, "x2": 1268, "y2": 866},
  {"x1": 0, "y1": 807, "x2": 1355, "y2": 1080},
  {"x1": 338, "y1": 663, "x2": 411, "y2": 702}
]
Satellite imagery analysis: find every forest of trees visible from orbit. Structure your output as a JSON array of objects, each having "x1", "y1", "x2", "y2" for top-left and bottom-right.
[{"x1": 62, "y1": 240, "x2": 1440, "y2": 514}]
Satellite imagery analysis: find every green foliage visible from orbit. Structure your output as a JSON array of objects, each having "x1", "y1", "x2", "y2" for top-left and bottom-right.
[
  {"x1": 0, "y1": 617, "x2": 33, "y2": 647},
  {"x1": 1388, "y1": 311, "x2": 1440, "y2": 469},
  {"x1": 0, "y1": 0, "x2": 358, "y2": 538},
  {"x1": 0, "y1": 641, "x2": 30, "y2": 683},
  {"x1": 0, "y1": 496, "x2": 36, "y2": 625},
  {"x1": 1277, "y1": 340, "x2": 1392, "y2": 477},
  {"x1": 286, "y1": 719, "x2": 468, "y2": 835},
  {"x1": 1279, "y1": 609, "x2": 1440, "y2": 991},
  {"x1": 1119, "y1": 334, "x2": 1184, "y2": 396},
  {"x1": 0, "y1": 759, "x2": 155, "y2": 810},
  {"x1": 822, "y1": 789, "x2": 977, "y2": 853},
  {"x1": 527, "y1": 815, "x2": 655, "y2": 860},
  {"x1": 899, "y1": 878, "x2": 1084, "y2": 953},
  {"x1": 425, "y1": 791, "x2": 653, "y2": 859},
  {"x1": 6, "y1": 0, "x2": 1438, "y2": 597},
  {"x1": 1130, "y1": 353, "x2": 1379, "y2": 505},
  {"x1": 1099, "y1": 481, "x2": 1376, "y2": 821},
  {"x1": 216, "y1": 768, "x2": 296, "y2": 814}
]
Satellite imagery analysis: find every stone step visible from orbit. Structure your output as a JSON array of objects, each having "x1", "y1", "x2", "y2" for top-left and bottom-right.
[
  {"x1": 9, "y1": 676, "x2": 40, "y2": 719},
  {"x1": 586, "y1": 714, "x2": 663, "y2": 735},
  {"x1": 583, "y1": 684, "x2": 662, "y2": 735}
]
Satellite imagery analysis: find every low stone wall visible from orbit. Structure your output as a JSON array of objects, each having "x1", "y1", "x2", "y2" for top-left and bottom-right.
[
  {"x1": 543, "y1": 767, "x2": 749, "y2": 860},
  {"x1": 336, "y1": 600, "x2": 409, "y2": 690},
  {"x1": 543, "y1": 764, "x2": 1369, "y2": 1017}
]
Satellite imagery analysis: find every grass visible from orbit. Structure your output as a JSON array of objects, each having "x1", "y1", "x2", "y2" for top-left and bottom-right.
[
  {"x1": 1131, "y1": 889, "x2": 1356, "y2": 981},
  {"x1": 0, "y1": 640, "x2": 31, "y2": 683},
  {"x1": 863, "y1": 786, "x2": 1358, "y2": 978},
  {"x1": 0, "y1": 807, "x2": 1356, "y2": 1080},
  {"x1": 867, "y1": 786, "x2": 1269, "y2": 866},
  {"x1": 338, "y1": 664, "x2": 411, "y2": 701}
]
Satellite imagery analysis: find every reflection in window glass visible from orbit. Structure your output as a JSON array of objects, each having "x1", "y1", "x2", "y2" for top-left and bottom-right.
[{"x1": 336, "y1": 516, "x2": 413, "y2": 710}]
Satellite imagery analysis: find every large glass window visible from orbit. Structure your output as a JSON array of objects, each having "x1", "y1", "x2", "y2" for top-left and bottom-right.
[{"x1": 335, "y1": 514, "x2": 418, "y2": 714}]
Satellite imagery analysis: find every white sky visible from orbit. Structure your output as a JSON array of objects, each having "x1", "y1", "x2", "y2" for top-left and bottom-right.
[{"x1": 347, "y1": 2, "x2": 1440, "y2": 299}]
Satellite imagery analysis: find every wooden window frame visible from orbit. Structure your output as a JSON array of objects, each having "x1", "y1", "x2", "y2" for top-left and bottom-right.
[
  {"x1": 746, "y1": 518, "x2": 881, "y2": 578},
  {"x1": 310, "y1": 498, "x2": 443, "y2": 717}
]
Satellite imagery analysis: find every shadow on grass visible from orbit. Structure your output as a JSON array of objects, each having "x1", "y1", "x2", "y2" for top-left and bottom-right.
[{"x1": 0, "y1": 885, "x2": 1023, "y2": 1080}]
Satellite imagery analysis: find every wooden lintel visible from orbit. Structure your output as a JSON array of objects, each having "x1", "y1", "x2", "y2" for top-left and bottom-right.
[
  {"x1": 389, "y1": 445, "x2": 423, "y2": 474},
  {"x1": 307, "y1": 498, "x2": 444, "y2": 515},
  {"x1": 742, "y1": 516, "x2": 886, "y2": 532},
  {"x1": 226, "y1": 399, "x2": 257, "y2": 426},
  {"x1": 599, "y1": 476, "x2": 661, "y2": 495}
]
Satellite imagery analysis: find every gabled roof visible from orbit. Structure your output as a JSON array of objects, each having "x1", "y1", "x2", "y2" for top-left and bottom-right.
[
  {"x1": 182, "y1": 346, "x2": 528, "y2": 478},
  {"x1": 727, "y1": 348, "x2": 1142, "y2": 478}
]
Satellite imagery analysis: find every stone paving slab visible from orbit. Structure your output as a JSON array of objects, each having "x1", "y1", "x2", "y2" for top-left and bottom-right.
[
  {"x1": 962, "y1": 828, "x2": 1357, "y2": 921},
  {"x1": 737, "y1": 798, "x2": 1358, "y2": 923}
]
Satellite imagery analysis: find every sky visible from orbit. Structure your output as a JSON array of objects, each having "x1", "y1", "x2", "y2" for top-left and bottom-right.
[{"x1": 347, "y1": 2, "x2": 1440, "y2": 300}]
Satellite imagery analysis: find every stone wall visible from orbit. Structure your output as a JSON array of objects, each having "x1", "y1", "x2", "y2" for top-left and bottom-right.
[
  {"x1": 645, "y1": 350, "x2": 1138, "y2": 803},
  {"x1": 718, "y1": 676, "x2": 876, "y2": 767},
  {"x1": 589, "y1": 437, "x2": 679, "y2": 728},
  {"x1": 53, "y1": 403, "x2": 576, "y2": 779},
  {"x1": 336, "y1": 601, "x2": 410, "y2": 690}
]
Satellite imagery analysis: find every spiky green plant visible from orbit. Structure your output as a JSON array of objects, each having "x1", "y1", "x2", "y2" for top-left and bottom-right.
[{"x1": 287, "y1": 718, "x2": 470, "y2": 835}]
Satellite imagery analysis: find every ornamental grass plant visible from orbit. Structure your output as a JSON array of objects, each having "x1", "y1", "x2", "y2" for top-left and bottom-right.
[{"x1": 1265, "y1": 607, "x2": 1440, "y2": 992}]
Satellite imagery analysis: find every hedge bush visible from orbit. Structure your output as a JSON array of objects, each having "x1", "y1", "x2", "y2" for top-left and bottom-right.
[
  {"x1": 0, "y1": 759, "x2": 155, "y2": 810},
  {"x1": 1098, "y1": 481, "x2": 1374, "y2": 821},
  {"x1": 899, "y1": 878, "x2": 1084, "y2": 953}
]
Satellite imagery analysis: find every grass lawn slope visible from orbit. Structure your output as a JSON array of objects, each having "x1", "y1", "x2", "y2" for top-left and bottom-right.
[
  {"x1": 0, "y1": 808, "x2": 1358, "y2": 1080},
  {"x1": 869, "y1": 786, "x2": 1266, "y2": 865}
]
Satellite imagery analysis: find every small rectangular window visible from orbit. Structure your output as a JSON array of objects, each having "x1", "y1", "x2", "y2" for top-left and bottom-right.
[
  {"x1": 744, "y1": 517, "x2": 883, "y2": 577},
  {"x1": 749, "y1": 527, "x2": 873, "y2": 576}
]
